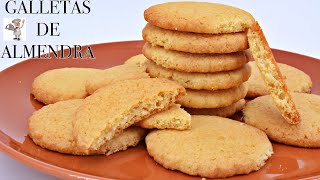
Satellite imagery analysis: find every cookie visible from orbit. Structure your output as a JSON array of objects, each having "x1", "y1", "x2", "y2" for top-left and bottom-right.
[
  {"x1": 86, "y1": 64, "x2": 149, "y2": 95},
  {"x1": 137, "y1": 104, "x2": 191, "y2": 130},
  {"x1": 146, "y1": 59, "x2": 251, "y2": 91},
  {"x1": 144, "y1": 2, "x2": 255, "y2": 34},
  {"x1": 143, "y1": 23, "x2": 248, "y2": 54},
  {"x1": 143, "y1": 43, "x2": 248, "y2": 73},
  {"x1": 124, "y1": 54, "x2": 148, "y2": 68},
  {"x1": 178, "y1": 83, "x2": 248, "y2": 108},
  {"x1": 248, "y1": 22, "x2": 300, "y2": 124},
  {"x1": 185, "y1": 99, "x2": 245, "y2": 117},
  {"x1": 246, "y1": 61, "x2": 312, "y2": 98},
  {"x1": 31, "y1": 68, "x2": 102, "y2": 104},
  {"x1": 100, "y1": 126, "x2": 147, "y2": 156},
  {"x1": 146, "y1": 115, "x2": 273, "y2": 178},
  {"x1": 73, "y1": 78, "x2": 186, "y2": 152},
  {"x1": 243, "y1": 93, "x2": 320, "y2": 148},
  {"x1": 28, "y1": 99, "x2": 147, "y2": 155}
]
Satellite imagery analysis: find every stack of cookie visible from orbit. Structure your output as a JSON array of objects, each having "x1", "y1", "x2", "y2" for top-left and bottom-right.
[{"x1": 142, "y1": 2, "x2": 254, "y2": 117}]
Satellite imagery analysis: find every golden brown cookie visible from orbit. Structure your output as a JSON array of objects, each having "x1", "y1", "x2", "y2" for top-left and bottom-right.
[
  {"x1": 100, "y1": 126, "x2": 147, "y2": 156},
  {"x1": 73, "y1": 78, "x2": 185, "y2": 152},
  {"x1": 185, "y1": 99, "x2": 245, "y2": 117},
  {"x1": 143, "y1": 23, "x2": 248, "y2": 54},
  {"x1": 243, "y1": 93, "x2": 320, "y2": 148},
  {"x1": 246, "y1": 62, "x2": 312, "y2": 98},
  {"x1": 247, "y1": 21, "x2": 300, "y2": 124},
  {"x1": 28, "y1": 99, "x2": 147, "y2": 155},
  {"x1": 178, "y1": 83, "x2": 248, "y2": 108},
  {"x1": 144, "y1": 2, "x2": 255, "y2": 34},
  {"x1": 124, "y1": 54, "x2": 148, "y2": 68},
  {"x1": 146, "y1": 59, "x2": 251, "y2": 91},
  {"x1": 31, "y1": 68, "x2": 102, "y2": 104},
  {"x1": 146, "y1": 115, "x2": 273, "y2": 178},
  {"x1": 143, "y1": 43, "x2": 248, "y2": 73},
  {"x1": 86, "y1": 64, "x2": 149, "y2": 95},
  {"x1": 137, "y1": 104, "x2": 191, "y2": 130}
]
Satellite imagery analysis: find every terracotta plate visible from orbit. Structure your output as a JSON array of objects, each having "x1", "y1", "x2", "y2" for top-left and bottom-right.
[{"x1": 0, "y1": 41, "x2": 320, "y2": 180}]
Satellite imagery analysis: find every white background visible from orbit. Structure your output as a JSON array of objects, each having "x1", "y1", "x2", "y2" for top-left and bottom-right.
[{"x1": 0, "y1": 0, "x2": 319, "y2": 179}]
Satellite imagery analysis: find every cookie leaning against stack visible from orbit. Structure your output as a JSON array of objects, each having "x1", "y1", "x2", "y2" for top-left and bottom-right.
[
  {"x1": 143, "y1": 2, "x2": 254, "y2": 117},
  {"x1": 247, "y1": 22, "x2": 300, "y2": 124}
]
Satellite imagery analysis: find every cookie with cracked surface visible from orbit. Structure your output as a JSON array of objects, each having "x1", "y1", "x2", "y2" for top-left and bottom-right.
[
  {"x1": 73, "y1": 78, "x2": 186, "y2": 152},
  {"x1": 146, "y1": 115, "x2": 273, "y2": 178},
  {"x1": 28, "y1": 99, "x2": 147, "y2": 155}
]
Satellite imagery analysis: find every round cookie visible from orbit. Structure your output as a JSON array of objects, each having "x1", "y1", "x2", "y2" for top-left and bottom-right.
[
  {"x1": 143, "y1": 23, "x2": 248, "y2": 54},
  {"x1": 32, "y1": 68, "x2": 103, "y2": 104},
  {"x1": 246, "y1": 61, "x2": 312, "y2": 98},
  {"x1": 178, "y1": 83, "x2": 248, "y2": 108},
  {"x1": 243, "y1": 93, "x2": 320, "y2": 148},
  {"x1": 28, "y1": 99, "x2": 147, "y2": 155},
  {"x1": 144, "y1": 2, "x2": 255, "y2": 34},
  {"x1": 86, "y1": 64, "x2": 149, "y2": 95},
  {"x1": 185, "y1": 99, "x2": 245, "y2": 117},
  {"x1": 124, "y1": 54, "x2": 148, "y2": 68},
  {"x1": 143, "y1": 43, "x2": 248, "y2": 73},
  {"x1": 146, "y1": 59, "x2": 251, "y2": 91},
  {"x1": 146, "y1": 115, "x2": 273, "y2": 178}
]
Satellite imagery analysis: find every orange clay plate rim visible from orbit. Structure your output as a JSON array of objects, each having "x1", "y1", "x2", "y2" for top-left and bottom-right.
[{"x1": 0, "y1": 41, "x2": 320, "y2": 180}]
